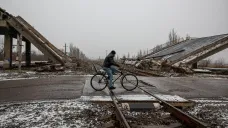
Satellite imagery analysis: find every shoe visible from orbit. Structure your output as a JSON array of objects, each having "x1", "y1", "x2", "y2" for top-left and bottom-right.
[{"x1": 109, "y1": 86, "x2": 116, "y2": 89}]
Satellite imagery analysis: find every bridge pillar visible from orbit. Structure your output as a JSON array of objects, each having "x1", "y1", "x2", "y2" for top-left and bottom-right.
[
  {"x1": 192, "y1": 62, "x2": 198, "y2": 69},
  {"x1": 25, "y1": 41, "x2": 31, "y2": 67},
  {"x1": 3, "y1": 33, "x2": 12, "y2": 69}
]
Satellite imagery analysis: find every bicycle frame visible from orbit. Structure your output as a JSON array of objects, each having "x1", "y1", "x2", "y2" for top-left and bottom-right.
[
  {"x1": 112, "y1": 73, "x2": 123, "y2": 84},
  {"x1": 101, "y1": 72, "x2": 123, "y2": 85}
]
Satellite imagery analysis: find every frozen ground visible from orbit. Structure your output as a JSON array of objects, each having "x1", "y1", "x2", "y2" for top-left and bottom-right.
[
  {"x1": 0, "y1": 100, "x2": 111, "y2": 128},
  {"x1": 2, "y1": 98, "x2": 227, "y2": 127},
  {"x1": 189, "y1": 73, "x2": 228, "y2": 79},
  {"x1": 0, "y1": 70, "x2": 92, "y2": 81},
  {"x1": 187, "y1": 98, "x2": 228, "y2": 127},
  {"x1": 0, "y1": 99, "x2": 180, "y2": 128}
]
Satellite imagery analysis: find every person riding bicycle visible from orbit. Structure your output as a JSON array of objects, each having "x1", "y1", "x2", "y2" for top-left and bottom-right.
[{"x1": 103, "y1": 50, "x2": 120, "y2": 89}]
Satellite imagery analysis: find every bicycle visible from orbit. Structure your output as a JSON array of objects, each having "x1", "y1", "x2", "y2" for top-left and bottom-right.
[{"x1": 90, "y1": 68, "x2": 138, "y2": 91}]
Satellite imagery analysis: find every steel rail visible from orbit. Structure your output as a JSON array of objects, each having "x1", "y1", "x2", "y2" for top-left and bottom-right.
[
  {"x1": 138, "y1": 81, "x2": 207, "y2": 128},
  {"x1": 109, "y1": 90, "x2": 131, "y2": 128}
]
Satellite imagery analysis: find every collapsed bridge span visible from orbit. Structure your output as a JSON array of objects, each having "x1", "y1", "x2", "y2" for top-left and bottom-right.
[{"x1": 0, "y1": 7, "x2": 71, "y2": 68}]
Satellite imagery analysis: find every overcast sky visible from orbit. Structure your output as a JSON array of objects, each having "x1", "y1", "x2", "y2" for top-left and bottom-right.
[{"x1": 1, "y1": 0, "x2": 228, "y2": 60}]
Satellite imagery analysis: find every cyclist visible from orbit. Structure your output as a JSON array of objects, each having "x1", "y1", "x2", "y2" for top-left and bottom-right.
[{"x1": 103, "y1": 50, "x2": 120, "y2": 89}]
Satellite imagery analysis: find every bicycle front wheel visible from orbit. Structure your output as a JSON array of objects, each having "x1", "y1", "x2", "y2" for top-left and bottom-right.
[
  {"x1": 121, "y1": 74, "x2": 138, "y2": 91},
  {"x1": 90, "y1": 73, "x2": 108, "y2": 91}
]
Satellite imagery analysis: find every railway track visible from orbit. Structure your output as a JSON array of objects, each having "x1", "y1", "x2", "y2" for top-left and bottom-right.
[
  {"x1": 138, "y1": 80, "x2": 208, "y2": 128},
  {"x1": 108, "y1": 82, "x2": 207, "y2": 128},
  {"x1": 93, "y1": 63, "x2": 207, "y2": 127},
  {"x1": 109, "y1": 89, "x2": 131, "y2": 128}
]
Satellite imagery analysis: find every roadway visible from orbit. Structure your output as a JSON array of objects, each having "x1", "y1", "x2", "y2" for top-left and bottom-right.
[{"x1": 0, "y1": 75, "x2": 228, "y2": 104}]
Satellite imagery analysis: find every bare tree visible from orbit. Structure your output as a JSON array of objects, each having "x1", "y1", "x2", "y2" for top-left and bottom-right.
[
  {"x1": 186, "y1": 34, "x2": 191, "y2": 40},
  {"x1": 198, "y1": 59, "x2": 211, "y2": 67},
  {"x1": 214, "y1": 58, "x2": 226, "y2": 68},
  {"x1": 69, "y1": 43, "x2": 77, "y2": 57},
  {"x1": 69, "y1": 43, "x2": 87, "y2": 60},
  {"x1": 127, "y1": 52, "x2": 130, "y2": 58},
  {"x1": 143, "y1": 50, "x2": 147, "y2": 56},
  {"x1": 122, "y1": 55, "x2": 126, "y2": 59},
  {"x1": 137, "y1": 49, "x2": 143, "y2": 58},
  {"x1": 169, "y1": 28, "x2": 181, "y2": 44}
]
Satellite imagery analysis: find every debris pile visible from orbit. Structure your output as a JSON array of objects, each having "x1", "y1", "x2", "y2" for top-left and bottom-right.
[
  {"x1": 70, "y1": 58, "x2": 93, "y2": 73},
  {"x1": 121, "y1": 58, "x2": 192, "y2": 77},
  {"x1": 35, "y1": 65, "x2": 65, "y2": 72}
]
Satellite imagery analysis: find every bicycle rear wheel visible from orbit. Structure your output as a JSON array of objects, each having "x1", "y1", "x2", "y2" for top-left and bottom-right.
[
  {"x1": 90, "y1": 73, "x2": 108, "y2": 91},
  {"x1": 121, "y1": 74, "x2": 138, "y2": 91}
]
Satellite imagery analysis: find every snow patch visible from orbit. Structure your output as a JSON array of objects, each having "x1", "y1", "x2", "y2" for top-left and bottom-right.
[
  {"x1": 0, "y1": 99, "x2": 98, "y2": 128},
  {"x1": 80, "y1": 94, "x2": 188, "y2": 102}
]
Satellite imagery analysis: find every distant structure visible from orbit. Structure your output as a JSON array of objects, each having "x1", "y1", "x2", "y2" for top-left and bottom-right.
[{"x1": 0, "y1": 7, "x2": 71, "y2": 69}]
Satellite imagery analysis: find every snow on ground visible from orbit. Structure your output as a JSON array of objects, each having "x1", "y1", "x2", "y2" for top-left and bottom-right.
[
  {"x1": 0, "y1": 100, "x2": 112, "y2": 128},
  {"x1": 0, "y1": 99, "x2": 181, "y2": 128},
  {"x1": 80, "y1": 94, "x2": 188, "y2": 102},
  {"x1": 189, "y1": 73, "x2": 228, "y2": 79},
  {"x1": 187, "y1": 98, "x2": 228, "y2": 127},
  {"x1": 192, "y1": 69, "x2": 212, "y2": 73},
  {"x1": 0, "y1": 71, "x2": 39, "y2": 81},
  {"x1": 0, "y1": 70, "x2": 93, "y2": 81}
]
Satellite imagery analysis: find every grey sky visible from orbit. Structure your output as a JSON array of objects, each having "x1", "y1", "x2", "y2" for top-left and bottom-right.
[{"x1": 1, "y1": 0, "x2": 228, "y2": 60}]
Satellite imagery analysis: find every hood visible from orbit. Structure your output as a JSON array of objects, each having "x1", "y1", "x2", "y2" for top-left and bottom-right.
[{"x1": 108, "y1": 53, "x2": 115, "y2": 58}]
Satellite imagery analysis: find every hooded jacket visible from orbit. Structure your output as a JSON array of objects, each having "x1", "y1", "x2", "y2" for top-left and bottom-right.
[{"x1": 103, "y1": 53, "x2": 119, "y2": 68}]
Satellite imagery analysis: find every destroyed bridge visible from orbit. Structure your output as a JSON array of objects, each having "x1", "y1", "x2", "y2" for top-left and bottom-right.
[
  {"x1": 0, "y1": 7, "x2": 72, "y2": 69},
  {"x1": 123, "y1": 34, "x2": 228, "y2": 72}
]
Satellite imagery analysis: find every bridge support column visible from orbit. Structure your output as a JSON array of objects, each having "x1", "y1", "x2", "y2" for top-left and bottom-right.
[
  {"x1": 25, "y1": 41, "x2": 31, "y2": 67},
  {"x1": 192, "y1": 62, "x2": 198, "y2": 69},
  {"x1": 3, "y1": 33, "x2": 12, "y2": 69}
]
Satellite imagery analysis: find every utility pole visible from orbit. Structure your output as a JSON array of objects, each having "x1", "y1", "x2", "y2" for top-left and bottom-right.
[
  {"x1": 106, "y1": 50, "x2": 107, "y2": 56},
  {"x1": 63, "y1": 43, "x2": 67, "y2": 55}
]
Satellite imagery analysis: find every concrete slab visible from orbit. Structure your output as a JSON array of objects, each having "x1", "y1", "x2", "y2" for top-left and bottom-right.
[
  {"x1": 139, "y1": 76, "x2": 228, "y2": 98},
  {"x1": 80, "y1": 94, "x2": 188, "y2": 102},
  {"x1": 81, "y1": 77, "x2": 192, "y2": 106}
]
